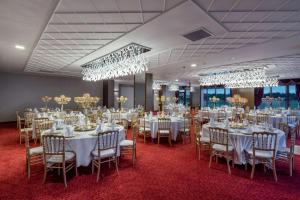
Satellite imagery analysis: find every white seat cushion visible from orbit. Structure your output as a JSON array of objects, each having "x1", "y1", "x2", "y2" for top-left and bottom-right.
[
  {"x1": 158, "y1": 130, "x2": 170, "y2": 135},
  {"x1": 120, "y1": 139, "x2": 133, "y2": 147},
  {"x1": 200, "y1": 137, "x2": 210, "y2": 143},
  {"x1": 212, "y1": 144, "x2": 233, "y2": 152},
  {"x1": 139, "y1": 127, "x2": 151, "y2": 132},
  {"x1": 29, "y1": 146, "x2": 43, "y2": 155},
  {"x1": 92, "y1": 148, "x2": 116, "y2": 159},
  {"x1": 21, "y1": 127, "x2": 33, "y2": 132},
  {"x1": 179, "y1": 128, "x2": 190, "y2": 132},
  {"x1": 47, "y1": 152, "x2": 75, "y2": 163},
  {"x1": 246, "y1": 149, "x2": 273, "y2": 158}
]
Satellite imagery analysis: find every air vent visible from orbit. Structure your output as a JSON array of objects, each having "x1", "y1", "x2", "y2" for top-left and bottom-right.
[
  {"x1": 39, "y1": 70, "x2": 55, "y2": 73},
  {"x1": 183, "y1": 28, "x2": 212, "y2": 42}
]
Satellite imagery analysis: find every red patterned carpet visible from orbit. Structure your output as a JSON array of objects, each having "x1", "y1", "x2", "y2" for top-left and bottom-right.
[{"x1": 0, "y1": 123, "x2": 300, "y2": 200}]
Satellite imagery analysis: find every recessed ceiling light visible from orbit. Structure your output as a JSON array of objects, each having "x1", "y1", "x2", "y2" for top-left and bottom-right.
[
  {"x1": 175, "y1": 79, "x2": 178, "y2": 81},
  {"x1": 15, "y1": 45, "x2": 25, "y2": 50},
  {"x1": 191, "y1": 64, "x2": 197, "y2": 67}
]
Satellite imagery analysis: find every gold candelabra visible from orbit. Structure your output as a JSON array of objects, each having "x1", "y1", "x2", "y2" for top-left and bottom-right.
[
  {"x1": 54, "y1": 95, "x2": 71, "y2": 111},
  {"x1": 209, "y1": 96, "x2": 220, "y2": 108},
  {"x1": 116, "y1": 96, "x2": 128, "y2": 112},
  {"x1": 41, "y1": 96, "x2": 52, "y2": 110},
  {"x1": 74, "y1": 93, "x2": 100, "y2": 109}
]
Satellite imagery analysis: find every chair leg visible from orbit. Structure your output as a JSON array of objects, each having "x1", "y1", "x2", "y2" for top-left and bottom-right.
[
  {"x1": 26, "y1": 158, "x2": 30, "y2": 179},
  {"x1": 251, "y1": 159, "x2": 256, "y2": 179},
  {"x1": 96, "y1": 160, "x2": 101, "y2": 182},
  {"x1": 115, "y1": 158, "x2": 119, "y2": 175},
  {"x1": 157, "y1": 133, "x2": 160, "y2": 144},
  {"x1": 226, "y1": 156, "x2": 231, "y2": 175},
  {"x1": 20, "y1": 134, "x2": 22, "y2": 144},
  {"x1": 63, "y1": 163, "x2": 67, "y2": 188},
  {"x1": 198, "y1": 145, "x2": 201, "y2": 160},
  {"x1": 272, "y1": 159, "x2": 277, "y2": 182},
  {"x1": 43, "y1": 164, "x2": 47, "y2": 184},
  {"x1": 169, "y1": 134, "x2": 172, "y2": 146},
  {"x1": 75, "y1": 159, "x2": 78, "y2": 176},
  {"x1": 144, "y1": 134, "x2": 146, "y2": 143}
]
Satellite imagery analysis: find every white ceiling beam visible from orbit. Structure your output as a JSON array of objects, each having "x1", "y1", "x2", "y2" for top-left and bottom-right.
[
  {"x1": 49, "y1": 22, "x2": 142, "y2": 25},
  {"x1": 54, "y1": 11, "x2": 161, "y2": 14}
]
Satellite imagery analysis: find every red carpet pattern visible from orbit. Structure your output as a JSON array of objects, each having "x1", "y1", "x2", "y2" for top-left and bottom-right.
[{"x1": 0, "y1": 123, "x2": 299, "y2": 200}]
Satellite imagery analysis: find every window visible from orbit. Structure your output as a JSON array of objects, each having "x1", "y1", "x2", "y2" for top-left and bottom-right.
[
  {"x1": 178, "y1": 87, "x2": 191, "y2": 106},
  {"x1": 289, "y1": 85, "x2": 299, "y2": 109},
  {"x1": 259, "y1": 84, "x2": 298, "y2": 109},
  {"x1": 201, "y1": 87, "x2": 229, "y2": 108}
]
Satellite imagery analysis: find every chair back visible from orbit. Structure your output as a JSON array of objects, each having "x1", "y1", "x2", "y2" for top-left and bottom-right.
[
  {"x1": 182, "y1": 115, "x2": 191, "y2": 132},
  {"x1": 209, "y1": 127, "x2": 229, "y2": 147},
  {"x1": 64, "y1": 116, "x2": 77, "y2": 125},
  {"x1": 158, "y1": 118, "x2": 171, "y2": 131},
  {"x1": 24, "y1": 112, "x2": 36, "y2": 127},
  {"x1": 42, "y1": 135, "x2": 65, "y2": 161},
  {"x1": 287, "y1": 115, "x2": 297, "y2": 125},
  {"x1": 17, "y1": 115, "x2": 24, "y2": 131},
  {"x1": 34, "y1": 118, "x2": 49, "y2": 135},
  {"x1": 252, "y1": 132, "x2": 277, "y2": 157},
  {"x1": 289, "y1": 129, "x2": 296, "y2": 155},
  {"x1": 278, "y1": 122, "x2": 289, "y2": 140},
  {"x1": 256, "y1": 114, "x2": 269, "y2": 124},
  {"x1": 217, "y1": 111, "x2": 226, "y2": 122},
  {"x1": 132, "y1": 122, "x2": 138, "y2": 145},
  {"x1": 24, "y1": 131, "x2": 31, "y2": 156},
  {"x1": 139, "y1": 117, "x2": 150, "y2": 131},
  {"x1": 96, "y1": 130, "x2": 119, "y2": 157}
]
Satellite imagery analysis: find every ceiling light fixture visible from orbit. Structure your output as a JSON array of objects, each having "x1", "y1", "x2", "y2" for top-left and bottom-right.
[
  {"x1": 15, "y1": 45, "x2": 25, "y2": 50},
  {"x1": 191, "y1": 64, "x2": 197, "y2": 67},
  {"x1": 199, "y1": 67, "x2": 278, "y2": 88},
  {"x1": 82, "y1": 43, "x2": 150, "y2": 81}
]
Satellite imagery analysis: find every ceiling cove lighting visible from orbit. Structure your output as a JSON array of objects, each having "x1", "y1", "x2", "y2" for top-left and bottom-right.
[
  {"x1": 15, "y1": 45, "x2": 25, "y2": 50},
  {"x1": 82, "y1": 43, "x2": 150, "y2": 81},
  {"x1": 199, "y1": 67, "x2": 278, "y2": 88}
]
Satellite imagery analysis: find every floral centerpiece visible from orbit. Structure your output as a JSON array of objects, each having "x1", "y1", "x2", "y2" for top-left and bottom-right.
[
  {"x1": 226, "y1": 94, "x2": 248, "y2": 108},
  {"x1": 116, "y1": 96, "x2": 128, "y2": 112},
  {"x1": 41, "y1": 96, "x2": 52, "y2": 110},
  {"x1": 54, "y1": 95, "x2": 71, "y2": 111}
]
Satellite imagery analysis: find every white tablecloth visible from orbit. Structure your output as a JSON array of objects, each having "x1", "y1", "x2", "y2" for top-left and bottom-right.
[
  {"x1": 142, "y1": 117, "x2": 185, "y2": 140},
  {"x1": 103, "y1": 112, "x2": 135, "y2": 121},
  {"x1": 202, "y1": 123, "x2": 286, "y2": 164},
  {"x1": 43, "y1": 125, "x2": 125, "y2": 167}
]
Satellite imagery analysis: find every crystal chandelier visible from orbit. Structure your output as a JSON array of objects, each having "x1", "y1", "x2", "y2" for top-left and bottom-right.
[
  {"x1": 82, "y1": 43, "x2": 150, "y2": 81},
  {"x1": 169, "y1": 84, "x2": 179, "y2": 91},
  {"x1": 199, "y1": 67, "x2": 278, "y2": 88}
]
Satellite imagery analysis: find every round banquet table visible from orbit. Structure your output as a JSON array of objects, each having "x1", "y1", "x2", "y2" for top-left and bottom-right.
[
  {"x1": 42, "y1": 124, "x2": 125, "y2": 167},
  {"x1": 202, "y1": 122, "x2": 286, "y2": 164},
  {"x1": 142, "y1": 117, "x2": 185, "y2": 141},
  {"x1": 248, "y1": 113, "x2": 298, "y2": 128}
]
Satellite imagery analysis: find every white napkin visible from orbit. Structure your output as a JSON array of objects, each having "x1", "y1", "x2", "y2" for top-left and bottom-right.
[
  {"x1": 65, "y1": 125, "x2": 74, "y2": 137},
  {"x1": 51, "y1": 123, "x2": 56, "y2": 132},
  {"x1": 49, "y1": 115, "x2": 54, "y2": 120}
]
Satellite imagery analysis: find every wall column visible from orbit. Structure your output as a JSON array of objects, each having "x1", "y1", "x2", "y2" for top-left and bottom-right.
[
  {"x1": 134, "y1": 73, "x2": 153, "y2": 111},
  {"x1": 102, "y1": 80, "x2": 114, "y2": 108}
]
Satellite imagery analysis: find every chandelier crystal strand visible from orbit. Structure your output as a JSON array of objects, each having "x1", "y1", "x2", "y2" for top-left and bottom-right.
[
  {"x1": 199, "y1": 67, "x2": 278, "y2": 88},
  {"x1": 82, "y1": 44, "x2": 150, "y2": 81}
]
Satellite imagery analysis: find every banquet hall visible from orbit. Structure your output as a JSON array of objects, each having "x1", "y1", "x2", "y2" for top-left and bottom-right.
[{"x1": 1, "y1": 0, "x2": 300, "y2": 199}]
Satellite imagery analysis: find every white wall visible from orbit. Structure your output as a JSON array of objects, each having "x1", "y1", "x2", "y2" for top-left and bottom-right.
[{"x1": 0, "y1": 72, "x2": 102, "y2": 122}]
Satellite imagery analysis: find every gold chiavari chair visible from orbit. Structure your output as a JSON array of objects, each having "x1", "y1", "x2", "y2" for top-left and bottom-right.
[
  {"x1": 138, "y1": 117, "x2": 151, "y2": 143},
  {"x1": 25, "y1": 132, "x2": 43, "y2": 179},
  {"x1": 34, "y1": 118, "x2": 49, "y2": 144},
  {"x1": 16, "y1": 111, "x2": 24, "y2": 129},
  {"x1": 201, "y1": 110, "x2": 210, "y2": 122},
  {"x1": 38, "y1": 121, "x2": 54, "y2": 138},
  {"x1": 121, "y1": 119, "x2": 129, "y2": 138},
  {"x1": 276, "y1": 129, "x2": 296, "y2": 176},
  {"x1": 256, "y1": 114, "x2": 269, "y2": 124},
  {"x1": 120, "y1": 121, "x2": 138, "y2": 166},
  {"x1": 24, "y1": 112, "x2": 35, "y2": 128},
  {"x1": 195, "y1": 119, "x2": 210, "y2": 160},
  {"x1": 42, "y1": 135, "x2": 77, "y2": 187},
  {"x1": 111, "y1": 112, "x2": 121, "y2": 124},
  {"x1": 245, "y1": 132, "x2": 277, "y2": 182},
  {"x1": 217, "y1": 111, "x2": 226, "y2": 122},
  {"x1": 17, "y1": 115, "x2": 33, "y2": 144},
  {"x1": 179, "y1": 115, "x2": 191, "y2": 144},
  {"x1": 209, "y1": 127, "x2": 234, "y2": 174},
  {"x1": 157, "y1": 118, "x2": 172, "y2": 146},
  {"x1": 91, "y1": 130, "x2": 119, "y2": 182}
]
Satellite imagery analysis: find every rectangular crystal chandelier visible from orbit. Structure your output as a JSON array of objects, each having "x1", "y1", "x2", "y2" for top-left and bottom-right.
[
  {"x1": 199, "y1": 67, "x2": 278, "y2": 88},
  {"x1": 82, "y1": 43, "x2": 150, "y2": 81}
]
